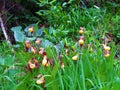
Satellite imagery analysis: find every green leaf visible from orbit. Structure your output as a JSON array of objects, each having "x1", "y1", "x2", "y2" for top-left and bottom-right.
[
  {"x1": 41, "y1": 39, "x2": 53, "y2": 48},
  {"x1": 33, "y1": 24, "x2": 39, "y2": 36},
  {"x1": 36, "y1": 28, "x2": 43, "y2": 36},
  {"x1": 0, "y1": 57, "x2": 4, "y2": 66},
  {"x1": 0, "y1": 66, "x2": 3, "y2": 72},
  {"x1": 11, "y1": 26, "x2": 26, "y2": 42},
  {"x1": 35, "y1": 11, "x2": 43, "y2": 16},
  {"x1": 0, "y1": 55, "x2": 14, "y2": 66},
  {"x1": 5, "y1": 55, "x2": 14, "y2": 66},
  {"x1": 51, "y1": 63, "x2": 59, "y2": 78},
  {"x1": 49, "y1": 27, "x2": 54, "y2": 35}
]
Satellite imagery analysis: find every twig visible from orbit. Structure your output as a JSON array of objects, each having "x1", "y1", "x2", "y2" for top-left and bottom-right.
[
  {"x1": 0, "y1": 15, "x2": 12, "y2": 46},
  {"x1": 4, "y1": 14, "x2": 14, "y2": 26},
  {"x1": 1, "y1": 4, "x2": 16, "y2": 17}
]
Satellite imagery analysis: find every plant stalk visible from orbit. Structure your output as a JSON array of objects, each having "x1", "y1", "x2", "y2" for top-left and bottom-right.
[{"x1": 0, "y1": 15, "x2": 12, "y2": 46}]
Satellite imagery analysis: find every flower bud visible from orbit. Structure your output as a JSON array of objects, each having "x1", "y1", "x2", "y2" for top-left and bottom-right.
[
  {"x1": 65, "y1": 49, "x2": 69, "y2": 55},
  {"x1": 80, "y1": 36, "x2": 84, "y2": 40},
  {"x1": 80, "y1": 27, "x2": 84, "y2": 30},
  {"x1": 89, "y1": 48, "x2": 93, "y2": 53},
  {"x1": 61, "y1": 62, "x2": 65, "y2": 68}
]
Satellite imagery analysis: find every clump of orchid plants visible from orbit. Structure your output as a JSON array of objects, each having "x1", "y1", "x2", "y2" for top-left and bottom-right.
[
  {"x1": 23, "y1": 26, "x2": 113, "y2": 89},
  {"x1": 25, "y1": 37, "x2": 54, "y2": 73}
]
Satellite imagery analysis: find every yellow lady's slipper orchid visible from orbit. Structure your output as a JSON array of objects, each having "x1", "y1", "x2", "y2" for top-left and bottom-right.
[
  {"x1": 42, "y1": 56, "x2": 47, "y2": 66},
  {"x1": 36, "y1": 77, "x2": 45, "y2": 84},
  {"x1": 31, "y1": 47, "x2": 36, "y2": 54},
  {"x1": 72, "y1": 54, "x2": 79, "y2": 61},
  {"x1": 29, "y1": 63, "x2": 36, "y2": 69},
  {"x1": 79, "y1": 39, "x2": 84, "y2": 45},
  {"x1": 104, "y1": 53, "x2": 110, "y2": 57},
  {"x1": 104, "y1": 46, "x2": 110, "y2": 51},
  {"x1": 35, "y1": 38, "x2": 41, "y2": 45},
  {"x1": 25, "y1": 40, "x2": 31, "y2": 48},
  {"x1": 28, "y1": 60, "x2": 36, "y2": 69},
  {"x1": 28, "y1": 27, "x2": 34, "y2": 33},
  {"x1": 79, "y1": 30, "x2": 83, "y2": 34},
  {"x1": 38, "y1": 48, "x2": 45, "y2": 55}
]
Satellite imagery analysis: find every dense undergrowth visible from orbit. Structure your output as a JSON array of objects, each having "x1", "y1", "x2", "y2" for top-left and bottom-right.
[{"x1": 0, "y1": 0, "x2": 120, "y2": 90}]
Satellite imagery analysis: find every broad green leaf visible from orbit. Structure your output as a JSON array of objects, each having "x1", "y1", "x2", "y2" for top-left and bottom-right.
[
  {"x1": 11, "y1": 26, "x2": 22, "y2": 32},
  {"x1": 41, "y1": 39, "x2": 53, "y2": 48},
  {"x1": 11, "y1": 26, "x2": 26, "y2": 42},
  {"x1": 36, "y1": 28, "x2": 43, "y2": 36},
  {"x1": 54, "y1": 41, "x2": 64, "y2": 54}
]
